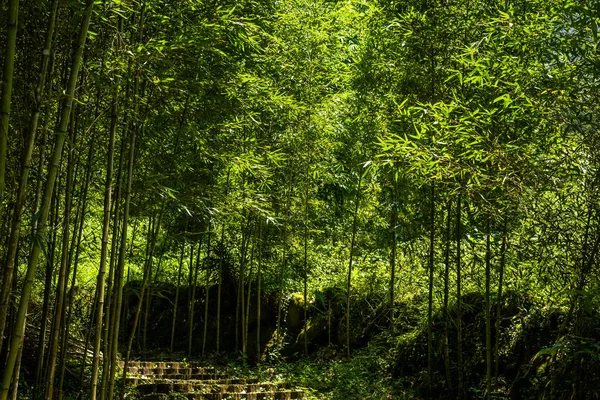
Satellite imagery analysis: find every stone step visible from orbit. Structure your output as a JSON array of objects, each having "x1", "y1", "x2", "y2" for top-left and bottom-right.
[
  {"x1": 142, "y1": 391, "x2": 304, "y2": 400},
  {"x1": 137, "y1": 382, "x2": 291, "y2": 395},
  {"x1": 120, "y1": 361, "x2": 212, "y2": 369},
  {"x1": 124, "y1": 366, "x2": 219, "y2": 376},
  {"x1": 127, "y1": 378, "x2": 261, "y2": 386},
  {"x1": 125, "y1": 373, "x2": 230, "y2": 382}
]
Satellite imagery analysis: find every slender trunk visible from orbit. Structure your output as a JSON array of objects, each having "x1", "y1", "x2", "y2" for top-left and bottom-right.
[
  {"x1": 238, "y1": 223, "x2": 250, "y2": 355},
  {"x1": 134, "y1": 216, "x2": 154, "y2": 351},
  {"x1": 346, "y1": 173, "x2": 362, "y2": 359},
  {"x1": 102, "y1": 43, "x2": 130, "y2": 395},
  {"x1": 0, "y1": 3, "x2": 94, "y2": 396},
  {"x1": 143, "y1": 207, "x2": 164, "y2": 354},
  {"x1": 81, "y1": 285, "x2": 98, "y2": 385},
  {"x1": 170, "y1": 244, "x2": 185, "y2": 352},
  {"x1": 443, "y1": 200, "x2": 452, "y2": 389},
  {"x1": 45, "y1": 117, "x2": 77, "y2": 400},
  {"x1": 144, "y1": 238, "x2": 165, "y2": 354},
  {"x1": 216, "y1": 169, "x2": 230, "y2": 354},
  {"x1": 59, "y1": 132, "x2": 94, "y2": 399},
  {"x1": 456, "y1": 191, "x2": 463, "y2": 398},
  {"x1": 256, "y1": 221, "x2": 263, "y2": 361},
  {"x1": 9, "y1": 319, "x2": 25, "y2": 400},
  {"x1": 277, "y1": 185, "x2": 291, "y2": 336},
  {"x1": 33, "y1": 171, "x2": 60, "y2": 398},
  {"x1": 91, "y1": 62, "x2": 118, "y2": 397},
  {"x1": 216, "y1": 222, "x2": 225, "y2": 354},
  {"x1": 100, "y1": 128, "x2": 126, "y2": 399},
  {"x1": 188, "y1": 241, "x2": 201, "y2": 357},
  {"x1": 485, "y1": 216, "x2": 492, "y2": 398},
  {"x1": 303, "y1": 180, "x2": 309, "y2": 356},
  {"x1": 0, "y1": 0, "x2": 58, "y2": 355},
  {"x1": 494, "y1": 218, "x2": 507, "y2": 388},
  {"x1": 390, "y1": 178, "x2": 398, "y2": 323},
  {"x1": 245, "y1": 234, "x2": 256, "y2": 355},
  {"x1": 328, "y1": 300, "x2": 332, "y2": 346},
  {"x1": 0, "y1": 0, "x2": 20, "y2": 207},
  {"x1": 107, "y1": 98, "x2": 138, "y2": 400},
  {"x1": 427, "y1": 184, "x2": 435, "y2": 392},
  {"x1": 202, "y1": 223, "x2": 212, "y2": 357},
  {"x1": 185, "y1": 242, "x2": 194, "y2": 351}
]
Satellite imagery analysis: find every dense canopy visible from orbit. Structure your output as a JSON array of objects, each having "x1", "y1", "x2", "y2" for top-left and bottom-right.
[{"x1": 0, "y1": 0, "x2": 599, "y2": 399}]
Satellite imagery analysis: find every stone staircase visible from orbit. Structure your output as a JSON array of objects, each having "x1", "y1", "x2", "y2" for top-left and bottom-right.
[{"x1": 120, "y1": 361, "x2": 305, "y2": 400}]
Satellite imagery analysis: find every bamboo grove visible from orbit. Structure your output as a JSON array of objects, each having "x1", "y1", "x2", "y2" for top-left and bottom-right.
[{"x1": 0, "y1": 0, "x2": 599, "y2": 399}]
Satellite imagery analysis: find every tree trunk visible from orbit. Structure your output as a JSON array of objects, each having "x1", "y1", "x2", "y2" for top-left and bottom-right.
[
  {"x1": 389, "y1": 178, "x2": 398, "y2": 323},
  {"x1": 45, "y1": 112, "x2": 77, "y2": 400},
  {"x1": 456, "y1": 191, "x2": 463, "y2": 398},
  {"x1": 494, "y1": 218, "x2": 507, "y2": 388},
  {"x1": 170, "y1": 244, "x2": 185, "y2": 352},
  {"x1": 59, "y1": 122, "x2": 94, "y2": 400},
  {"x1": 90, "y1": 41, "x2": 119, "y2": 395},
  {"x1": 188, "y1": 241, "x2": 201, "y2": 357},
  {"x1": 346, "y1": 172, "x2": 362, "y2": 359},
  {"x1": 9, "y1": 318, "x2": 25, "y2": 400},
  {"x1": 100, "y1": 117, "x2": 126, "y2": 400},
  {"x1": 427, "y1": 184, "x2": 435, "y2": 392},
  {"x1": 216, "y1": 222, "x2": 225, "y2": 354},
  {"x1": 303, "y1": 178, "x2": 310, "y2": 356},
  {"x1": 277, "y1": 184, "x2": 290, "y2": 337},
  {"x1": 0, "y1": 2, "x2": 94, "y2": 396},
  {"x1": 443, "y1": 200, "x2": 452, "y2": 389},
  {"x1": 143, "y1": 206, "x2": 165, "y2": 354},
  {"x1": 485, "y1": 215, "x2": 492, "y2": 398},
  {"x1": 256, "y1": 221, "x2": 263, "y2": 361},
  {"x1": 33, "y1": 169, "x2": 60, "y2": 399},
  {"x1": 245, "y1": 232, "x2": 256, "y2": 356},
  {"x1": 202, "y1": 222, "x2": 212, "y2": 357},
  {"x1": 0, "y1": 0, "x2": 20, "y2": 209},
  {"x1": 216, "y1": 169, "x2": 230, "y2": 354},
  {"x1": 0, "y1": 0, "x2": 58, "y2": 356},
  {"x1": 107, "y1": 93, "x2": 138, "y2": 400}
]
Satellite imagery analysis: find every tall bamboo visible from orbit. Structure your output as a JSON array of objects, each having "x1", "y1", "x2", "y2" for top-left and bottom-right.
[
  {"x1": 485, "y1": 216, "x2": 492, "y2": 398},
  {"x1": 143, "y1": 205, "x2": 165, "y2": 353},
  {"x1": 427, "y1": 185, "x2": 435, "y2": 392},
  {"x1": 277, "y1": 183, "x2": 291, "y2": 336},
  {"x1": 216, "y1": 169, "x2": 231, "y2": 353},
  {"x1": 91, "y1": 57, "x2": 118, "y2": 395},
  {"x1": 256, "y1": 221, "x2": 263, "y2": 360},
  {"x1": 0, "y1": 0, "x2": 20, "y2": 209},
  {"x1": 389, "y1": 178, "x2": 398, "y2": 323},
  {"x1": 443, "y1": 200, "x2": 453, "y2": 389},
  {"x1": 188, "y1": 241, "x2": 201, "y2": 357},
  {"x1": 170, "y1": 243, "x2": 185, "y2": 352},
  {"x1": 107, "y1": 76, "x2": 139, "y2": 400},
  {"x1": 0, "y1": 0, "x2": 59, "y2": 355},
  {"x1": 45, "y1": 119, "x2": 77, "y2": 400},
  {"x1": 33, "y1": 168, "x2": 60, "y2": 399},
  {"x1": 245, "y1": 233, "x2": 256, "y2": 354},
  {"x1": 456, "y1": 191, "x2": 463, "y2": 397},
  {"x1": 202, "y1": 222, "x2": 212, "y2": 357},
  {"x1": 345, "y1": 172, "x2": 362, "y2": 358},
  {"x1": 0, "y1": 2, "x2": 94, "y2": 397},
  {"x1": 494, "y1": 219, "x2": 508, "y2": 388}
]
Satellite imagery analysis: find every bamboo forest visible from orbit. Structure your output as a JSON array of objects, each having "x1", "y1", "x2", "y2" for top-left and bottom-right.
[{"x1": 0, "y1": 0, "x2": 598, "y2": 399}]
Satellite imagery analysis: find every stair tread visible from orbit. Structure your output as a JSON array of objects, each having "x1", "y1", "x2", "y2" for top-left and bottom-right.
[
  {"x1": 142, "y1": 390, "x2": 305, "y2": 399},
  {"x1": 124, "y1": 361, "x2": 303, "y2": 400}
]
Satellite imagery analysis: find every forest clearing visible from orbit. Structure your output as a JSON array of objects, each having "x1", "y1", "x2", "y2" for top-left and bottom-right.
[{"x1": 0, "y1": 0, "x2": 599, "y2": 399}]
